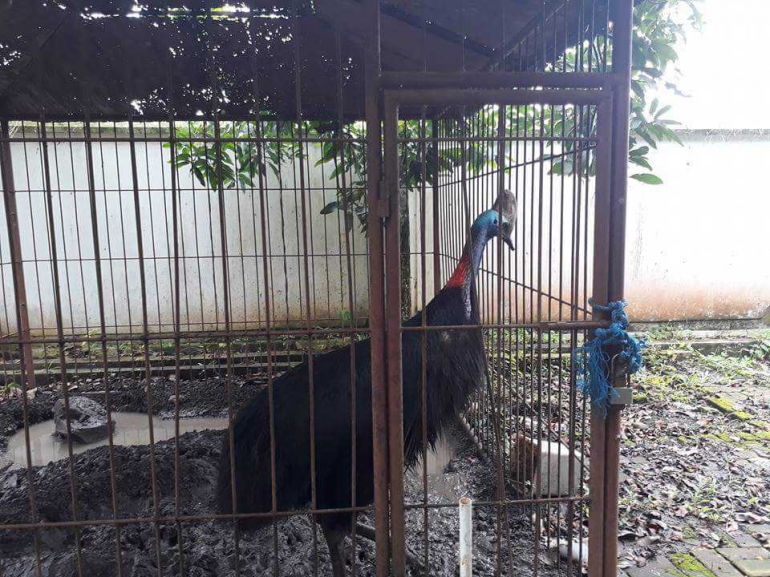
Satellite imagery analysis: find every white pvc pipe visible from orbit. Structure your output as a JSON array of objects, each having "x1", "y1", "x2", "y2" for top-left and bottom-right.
[{"x1": 459, "y1": 496, "x2": 473, "y2": 577}]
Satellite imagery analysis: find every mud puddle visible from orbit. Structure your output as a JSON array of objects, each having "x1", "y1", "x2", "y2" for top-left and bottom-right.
[{"x1": 6, "y1": 412, "x2": 229, "y2": 468}]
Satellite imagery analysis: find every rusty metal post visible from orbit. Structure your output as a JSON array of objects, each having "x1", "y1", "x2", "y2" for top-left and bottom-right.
[
  {"x1": 383, "y1": 97, "x2": 406, "y2": 577},
  {"x1": 608, "y1": 0, "x2": 633, "y2": 302},
  {"x1": 0, "y1": 121, "x2": 36, "y2": 391},
  {"x1": 588, "y1": 94, "x2": 615, "y2": 577},
  {"x1": 364, "y1": 0, "x2": 390, "y2": 574},
  {"x1": 431, "y1": 119, "x2": 441, "y2": 296},
  {"x1": 603, "y1": 2, "x2": 635, "y2": 577}
]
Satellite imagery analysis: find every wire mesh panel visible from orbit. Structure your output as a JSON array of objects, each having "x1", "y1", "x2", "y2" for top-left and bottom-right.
[
  {"x1": 0, "y1": 5, "x2": 388, "y2": 577},
  {"x1": 383, "y1": 87, "x2": 613, "y2": 577}
]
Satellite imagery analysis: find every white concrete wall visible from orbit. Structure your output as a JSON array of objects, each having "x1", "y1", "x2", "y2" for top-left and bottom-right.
[
  {"x1": 0, "y1": 136, "x2": 369, "y2": 336},
  {"x1": 624, "y1": 130, "x2": 770, "y2": 322},
  {"x1": 2, "y1": 129, "x2": 767, "y2": 335},
  {"x1": 415, "y1": 131, "x2": 770, "y2": 324}
]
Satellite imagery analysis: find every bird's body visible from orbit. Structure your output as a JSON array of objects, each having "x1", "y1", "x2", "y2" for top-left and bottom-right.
[{"x1": 217, "y1": 192, "x2": 516, "y2": 576}]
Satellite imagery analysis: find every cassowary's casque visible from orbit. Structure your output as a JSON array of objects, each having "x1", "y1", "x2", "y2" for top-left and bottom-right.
[{"x1": 217, "y1": 190, "x2": 517, "y2": 576}]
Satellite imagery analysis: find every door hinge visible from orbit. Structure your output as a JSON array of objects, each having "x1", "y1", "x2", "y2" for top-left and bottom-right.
[{"x1": 375, "y1": 179, "x2": 390, "y2": 218}]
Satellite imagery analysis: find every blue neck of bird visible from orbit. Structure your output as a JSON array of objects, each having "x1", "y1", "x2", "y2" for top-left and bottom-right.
[{"x1": 445, "y1": 224, "x2": 491, "y2": 293}]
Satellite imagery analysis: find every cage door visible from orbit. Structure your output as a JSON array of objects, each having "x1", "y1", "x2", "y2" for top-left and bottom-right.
[{"x1": 380, "y1": 88, "x2": 616, "y2": 577}]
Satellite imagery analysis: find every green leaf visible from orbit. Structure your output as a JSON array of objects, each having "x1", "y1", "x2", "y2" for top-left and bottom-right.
[
  {"x1": 655, "y1": 44, "x2": 678, "y2": 63},
  {"x1": 320, "y1": 201, "x2": 340, "y2": 215},
  {"x1": 631, "y1": 173, "x2": 663, "y2": 185},
  {"x1": 654, "y1": 105, "x2": 672, "y2": 120},
  {"x1": 635, "y1": 127, "x2": 658, "y2": 149},
  {"x1": 629, "y1": 156, "x2": 653, "y2": 170}
]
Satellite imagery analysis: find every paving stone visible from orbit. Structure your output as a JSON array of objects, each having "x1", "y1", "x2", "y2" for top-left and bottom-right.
[
  {"x1": 718, "y1": 531, "x2": 763, "y2": 549},
  {"x1": 718, "y1": 548, "x2": 770, "y2": 577},
  {"x1": 745, "y1": 525, "x2": 770, "y2": 543},
  {"x1": 691, "y1": 548, "x2": 743, "y2": 577},
  {"x1": 627, "y1": 557, "x2": 681, "y2": 577},
  {"x1": 733, "y1": 533, "x2": 764, "y2": 548}
]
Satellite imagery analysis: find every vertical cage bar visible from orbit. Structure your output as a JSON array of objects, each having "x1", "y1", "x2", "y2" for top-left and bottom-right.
[
  {"x1": 364, "y1": 0, "x2": 390, "y2": 574},
  {"x1": 603, "y1": 2, "x2": 634, "y2": 577},
  {"x1": 588, "y1": 94, "x2": 614, "y2": 577},
  {"x1": 289, "y1": 4, "x2": 321, "y2": 571},
  {"x1": 83, "y1": 118, "x2": 122, "y2": 575},
  {"x1": 127, "y1": 115, "x2": 164, "y2": 575},
  {"x1": 384, "y1": 98, "x2": 406, "y2": 577},
  {"x1": 0, "y1": 122, "x2": 36, "y2": 388},
  {"x1": 0, "y1": 119, "x2": 43, "y2": 577},
  {"x1": 165, "y1": 50, "x2": 188, "y2": 576},
  {"x1": 431, "y1": 119, "x2": 441, "y2": 297}
]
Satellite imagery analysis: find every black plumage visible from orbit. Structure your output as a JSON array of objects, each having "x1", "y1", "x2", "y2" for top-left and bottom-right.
[{"x1": 216, "y1": 191, "x2": 516, "y2": 576}]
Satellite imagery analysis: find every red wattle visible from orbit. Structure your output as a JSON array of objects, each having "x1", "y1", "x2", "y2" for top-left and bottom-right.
[{"x1": 445, "y1": 255, "x2": 471, "y2": 288}]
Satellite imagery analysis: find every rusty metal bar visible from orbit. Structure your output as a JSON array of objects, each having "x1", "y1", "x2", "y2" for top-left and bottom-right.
[
  {"x1": 418, "y1": 108, "x2": 430, "y2": 574},
  {"x1": 387, "y1": 88, "x2": 610, "y2": 108},
  {"x1": 364, "y1": 0, "x2": 390, "y2": 573},
  {"x1": 430, "y1": 119, "x2": 441, "y2": 296},
  {"x1": 380, "y1": 70, "x2": 619, "y2": 89},
  {"x1": 0, "y1": 491, "x2": 587, "y2": 531},
  {"x1": 0, "y1": 134, "x2": 369, "y2": 145},
  {"x1": 602, "y1": 3, "x2": 635, "y2": 577},
  {"x1": 0, "y1": 313, "x2": 610, "y2": 351},
  {"x1": 607, "y1": 0, "x2": 633, "y2": 307},
  {"x1": 166, "y1": 66, "x2": 187, "y2": 575},
  {"x1": 588, "y1": 94, "x2": 615, "y2": 577},
  {"x1": 289, "y1": 4, "x2": 322, "y2": 570},
  {"x1": 383, "y1": 97, "x2": 406, "y2": 577},
  {"x1": 333, "y1": 23, "x2": 362, "y2": 573},
  {"x1": 82, "y1": 118, "x2": 120, "y2": 576},
  {"x1": 0, "y1": 122, "x2": 36, "y2": 389},
  {"x1": 0, "y1": 505, "x2": 376, "y2": 532},
  {"x1": 0, "y1": 119, "x2": 43, "y2": 577},
  {"x1": 126, "y1": 114, "x2": 164, "y2": 576}
]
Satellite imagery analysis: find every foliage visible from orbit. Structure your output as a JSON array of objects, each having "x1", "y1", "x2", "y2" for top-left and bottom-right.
[
  {"x1": 169, "y1": 0, "x2": 701, "y2": 234},
  {"x1": 165, "y1": 119, "x2": 305, "y2": 192},
  {"x1": 627, "y1": 0, "x2": 702, "y2": 183}
]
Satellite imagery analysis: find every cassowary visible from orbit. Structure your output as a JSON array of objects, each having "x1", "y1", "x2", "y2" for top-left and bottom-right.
[{"x1": 217, "y1": 190, "x2": 516, "y2": 576}]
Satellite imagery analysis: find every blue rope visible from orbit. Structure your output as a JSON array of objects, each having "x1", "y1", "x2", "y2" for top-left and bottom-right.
[{"x1": 575, "y1": 299, "x2": 646, "y2": 415}]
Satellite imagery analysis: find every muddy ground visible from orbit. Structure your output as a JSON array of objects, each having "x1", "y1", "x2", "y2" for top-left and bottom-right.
[
  {"x1": 0, "y1": 375, "x2": 564, "y2": 577},
  {"x1": 6, "y1": 331, "x2": 763, "y2": 576}
]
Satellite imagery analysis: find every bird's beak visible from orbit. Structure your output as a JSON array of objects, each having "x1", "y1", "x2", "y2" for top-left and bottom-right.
[{"x1": 492, "y1": 189, "x2": 517, "y2": 252}]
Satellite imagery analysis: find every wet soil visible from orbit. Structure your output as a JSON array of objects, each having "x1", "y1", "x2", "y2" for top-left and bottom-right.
[{"x1": 0, "y1": 377, "x2": 563, "y2": 577}]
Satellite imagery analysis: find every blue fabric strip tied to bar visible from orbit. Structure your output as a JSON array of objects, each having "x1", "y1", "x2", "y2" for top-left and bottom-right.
[{"x1": 575, "y1": 299, "x2": 646, "y2": 415}]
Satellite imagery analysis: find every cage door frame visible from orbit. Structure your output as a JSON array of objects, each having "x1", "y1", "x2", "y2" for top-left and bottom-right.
[{"x1": 381, "y1": 87, "x2": 615, "y2": 577}]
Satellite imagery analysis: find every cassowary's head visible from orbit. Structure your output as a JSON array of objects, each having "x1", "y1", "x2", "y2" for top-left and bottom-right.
[{"x1": 471, "y1": 189, "x2": 517, "y2": 250}]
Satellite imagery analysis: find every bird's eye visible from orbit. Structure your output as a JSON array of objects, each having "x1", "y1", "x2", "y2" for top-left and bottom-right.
[{"x1": 493, "y1": 218, "x2": 498, "y2": 225}]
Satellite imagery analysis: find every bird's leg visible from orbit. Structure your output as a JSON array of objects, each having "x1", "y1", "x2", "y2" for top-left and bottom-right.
[
  {"x1": 322, "y1": 525, "x2": 348, "y2": 577},
  {"x1": 355, "y1": 522, "x2": 425, "y2": 573}
]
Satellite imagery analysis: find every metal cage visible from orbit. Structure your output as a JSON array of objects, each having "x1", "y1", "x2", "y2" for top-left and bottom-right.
[{"x1": 0, "y1": 1, "x2": 633, "y2": 576}]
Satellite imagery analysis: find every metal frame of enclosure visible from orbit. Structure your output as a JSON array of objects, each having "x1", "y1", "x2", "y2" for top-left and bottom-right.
[{"x1": 0, "y1": 1, "x2": 633, "y2": 576}]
